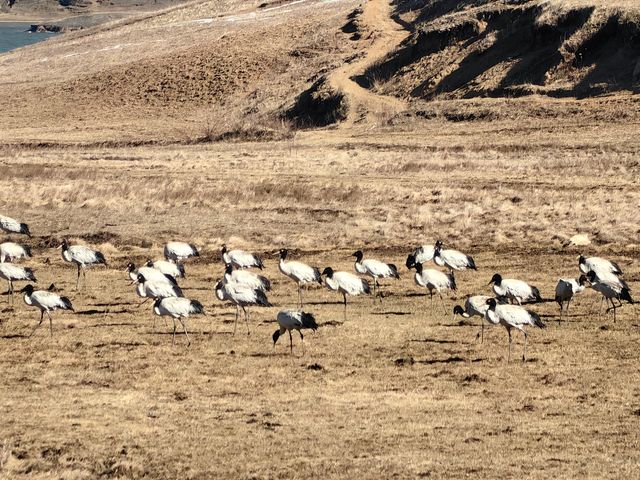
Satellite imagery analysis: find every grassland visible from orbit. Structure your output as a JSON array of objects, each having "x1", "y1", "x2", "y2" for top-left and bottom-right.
[
  {"x1": 1, "y1": 125, "x2": 640, "y2": 478},
  {"x1": 2, "y1": 0, "x2": 640, "y2": 477}
]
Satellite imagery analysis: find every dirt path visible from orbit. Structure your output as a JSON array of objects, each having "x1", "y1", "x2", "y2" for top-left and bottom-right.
[{"x1": 328, "y1": 0, "x2": 409, "y2": 126}]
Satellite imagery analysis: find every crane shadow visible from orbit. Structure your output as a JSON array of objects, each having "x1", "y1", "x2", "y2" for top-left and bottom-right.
[
  {"x1": 371, "y1": 311, "x2": 412, "y2": 316},
  {"x1": 410, "y1": 338, "x2": 459, "y2": 345}
]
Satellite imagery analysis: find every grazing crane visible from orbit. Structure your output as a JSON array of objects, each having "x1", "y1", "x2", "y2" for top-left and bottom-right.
[
  {"x1": 126, "y1": 262, "x2": 177, "y2": 285},
  {"x1": 221, "y1": 244, "x2": 263, "y2": 269},
  {"x1": 586, "y1": 270, "x2": 634, "y2": 321},
  {"x1": 555, "y1": 275, "x2": 588, "y2": 321},
  {"x1": 452, "y1": 295, "x2": 491, "y2": 343},
  {"x1": 352, "y1": 250, "x2": 399, "y2": 301},
  {"x1": 0, "y1": 214, "x2": 30, "y2": 237},
  {"x1": 484, "y1": 298, "x2": 545, "y2": 362},
  {"x1": 579, "y1": 255, "x2": 622, "y2": 277},
  {"x1": 214, "y1": 280, "x2": 271, "y2": 335},
  {"x1": 278, "y1": 249, "x2": 322, "y2": 307},
  {"x1": 59, "y1": 239, "x2": 106, "y2": 289},
  {"x1": 489, "y1": 273, "x2": 542, "y2": 305},
  {"x1": 273, "y1": 310, "x2": 318, "y2": 355},
  {"x1": 0, "y1": 263, "x2": 36, "y2": 304},
  {"x1": 164, "y1": 242, "x2": 199, "y2": 263},
  {"x1": 433, "y1": 240, "x2": 477, "y2": 272},
  {"x1": 0, "y1": 242, "x2": 32, "y2": 263},
  {"x1": 20, "y1": 284, "x2": 73, "y2": 337},
  {"x1": 135, "y1": 273, "x2": 183, "y2": 306},
  {"x1": 406, "y1": 244, "x2": 435, "y2": 269},
  {"x1": 146, "y1": 259, "x2": 185, "y2": 279},
  {"x1": 153, "y1": 297, "x2": 205, "y2": 346},
  {"x1": 223, "y1": 264, "x2": 270, "y2": 292},
  {"x1": 321, "y1": 267, "x2": 370, "y2": 320},
  {"x1": 411, "y1": 262, "x2": 456, "y2": 314}
]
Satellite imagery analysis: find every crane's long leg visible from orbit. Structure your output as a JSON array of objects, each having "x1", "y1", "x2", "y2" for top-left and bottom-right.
[
  {"x1": 47, "y1": 311, "x2": 53, "y2": 337},
  {"x1": 82, "y1": 267, "x2": 87, "y2": 290},
  {"x1": 299, "y1": 331, "x2": 305, "y2": 355},
  {"x1": 522, "y1": 330, "x2": 528, "y2": 363},
  {"x1": 507, "y1": 328, "x2": 512, "y2": 363},
  {"x1": 172, "y1": 318, "x2": 177, "y2": 345},
  {"x1": 298, "y1": 283, "x2": 303, "y2": 308},
  {"x1": 288, "y1": 330, "x2": 293, "y2": 355},
  {"x1": 438, "y1": 292, "x2": 447, "y2": 315},
  {"x1": 244, "y1": 307, "x2": 250, "y2": 336},
  {"x1": 29, "y1": 310, "x2": 44, "y2": 337},
  {"x1": 233, "y1": 306, "x2": 239, "y2": 336},
  {"x1": 179, "y1": 318, "x2": 190, "y2": 346},
  {"x1": 8, "y1": 281, "x2": 13, "y2": 306},
  {"x1": 343, "y1": 293, "x2": 347, "y2": 321},
  {"x1": 76, "y1": 264, "x2": 81, "y2": 290},
  {"x1": 377, "y1": 279, "x2": 383, "y2": 304},
  {"x1": 479, "y1": 318, "x2": 484, "y2": 344}
]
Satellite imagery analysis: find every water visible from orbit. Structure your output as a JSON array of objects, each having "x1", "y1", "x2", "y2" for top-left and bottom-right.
[{"x1": 0, "y1": 22, "x2": 59, "y2": 54}]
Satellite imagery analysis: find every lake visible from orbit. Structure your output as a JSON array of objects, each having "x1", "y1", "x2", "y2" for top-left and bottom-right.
[{"x1": 0, "y1": 22, "x2": 59, "y2": 54}]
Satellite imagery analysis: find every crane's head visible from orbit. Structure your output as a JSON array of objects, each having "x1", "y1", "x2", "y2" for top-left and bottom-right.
[
  {"x1": 489, "y1": 273, "x2": 502, "y2": 286},
  {"x1": 452, "y1": 305, "x2": 465, "y2": 317},
  {"x1": 414, "y1": 262, "x2": 423, "y2": 274},
  {"x1": 578, "y1": 255, "x2": 586, "y2": 265},
  {"x1": 221, "y1": 244, "x2": 228, "y2": 254},
  {"x1": 57, "y1": 239, "x2": 69, "y2": 251},
  {"x1": 586, "y1": 270, "x2": 597, "y2": 282},
  {"x1": 435, "y1": 239, "x2": 443, "y2": 248},
  {"x1": 145, "y1": 259, "x2": 154, "y2": 268},
  {"x1": 278, "y1": 248, "x2": 288, "y2": 259},
  {"x1": 352, "y1": 250, "x2": 364, "y2": 261},
  {"x1": 321, "y1": 267, "x2": 334, "y2": 278},
  {"x1": 272, "y1": 330, "x2": 281, "y2": 345},
  {"x1": 578, "y1": 274, "x2": 589, "y2": 286},
  {"x1": 485, "y1": 298, "x2": 497, "y2": 310},
  {"x1": 125, "y1": 262, "x2": 136, "y2": 273},
  {"x1": 224, "y1": 264, "x2": 233, "y2": 275},
  {"x1": 20, "y1": 284, "x2": 35, "y2": 295},
  {"x1": 214, "y1": 280, "x2": 224, "y2": 291},
  {"x1": 136, "y1": 273, "x2": 146, "y2": 284},
  {"x1": 405, "y1": 253, "x2": 416, "y2": 269}
]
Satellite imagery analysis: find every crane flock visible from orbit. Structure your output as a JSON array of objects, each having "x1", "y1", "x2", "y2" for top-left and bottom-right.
[{"x1": 0, "y1": 212, "x2": 636, "y2": 362}]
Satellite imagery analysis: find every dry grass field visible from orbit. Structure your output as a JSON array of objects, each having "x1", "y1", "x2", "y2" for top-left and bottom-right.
[
  {"x1": 2, "y1": 0, "x2": 640, "y2": 477},
  {"x1": 2, "y1": 127, "x2": 640, "y2": 478}
]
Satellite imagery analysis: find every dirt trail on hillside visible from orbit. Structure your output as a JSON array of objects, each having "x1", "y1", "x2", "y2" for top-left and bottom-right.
[{"x1": 328, "y1": 0, "x2": 408, "y2": 125}]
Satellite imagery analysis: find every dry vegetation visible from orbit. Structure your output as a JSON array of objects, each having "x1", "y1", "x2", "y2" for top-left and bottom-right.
[
  {"x1": 2, "y1": 0, "x2": 640, "y2": 477},
  {"x1": 2, "y1": 126, "x2": 640, "y2": 478}
]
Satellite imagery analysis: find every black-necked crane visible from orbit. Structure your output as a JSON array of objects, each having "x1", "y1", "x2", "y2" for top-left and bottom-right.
[
  {"x1": 135, "y1": 273, "x2": 183, "y2": 307},
  {"x1": 20, "y1": 284, "x2": 73, "y2": 337},
  {"x1": 555, "y1": 275, "x2": 587, "y2": 321},
  {"x1": 214, "y1": 279, "x2": 271, "y2": 335},
  {"x1": 126, "y1": 262, "x2": 177, "y2": 285},
  {"x1": 489, "y1": 273, "x2": 541, "y2": 305},
  {"x1": 59, "y1": 239, "x2": 106, "y2": 289},
  {"x1": 152, "y1": 297, "x2": 205, "y2": 346},
  {"x1": 278, "y1": 249, "x2": 322, "y2": 307},
  {"x1": 221, "y1": 244, "x2": 263, "y2": 269},
  {"x1": 579, "y1": 255, "x2": 622, "y2": 277},
  {"x1": 164, "y1": 242, "x2": 199, "y2": 263},
  {"x1": 146, "y1": 259, "x2": 185, "y2": 279},
  {"x1": 0, "y1": 263, "x2": 37, "y2": 304},
  {"x1": 411, "y1": 262, "x2": 456, "y2": 314},
  {"x1": 586, "y1": 270, "x2": 634, "y2": 322},
  {"x1": 484, "y1": 298, "x2": 545, "y2": 362},
  {"x1": 352, "y1": 250, "x2": 399, "y2": 302},
  {"x1": 0, "y1": 242, "x2": 32, "y2": 263},
  {"x1": 406, "y1": 244, "x2": 435, "y2": 269},
  {"x1": 273, "y1": 310, "x2": 318, "y2": 355},
  {"x1": 0, "y1": 214, "x2": 30, "y2": 237},
  {"x1": 434, "y1": 240, "x2": 477, "y2": 272},
  {"x1": 452, "y1": 294, "x2": 491, "y2": 342},
  {"x1": 223, "y1": 264, "x2": 270, "y2": 292},
  {"x1": 321, "y1": 267, "x2": 370, "y2": 320}
]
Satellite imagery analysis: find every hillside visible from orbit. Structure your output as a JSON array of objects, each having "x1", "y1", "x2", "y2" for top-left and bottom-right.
[{"x1": 1, "y1": 0, "x2": 640, "y2": 143}]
